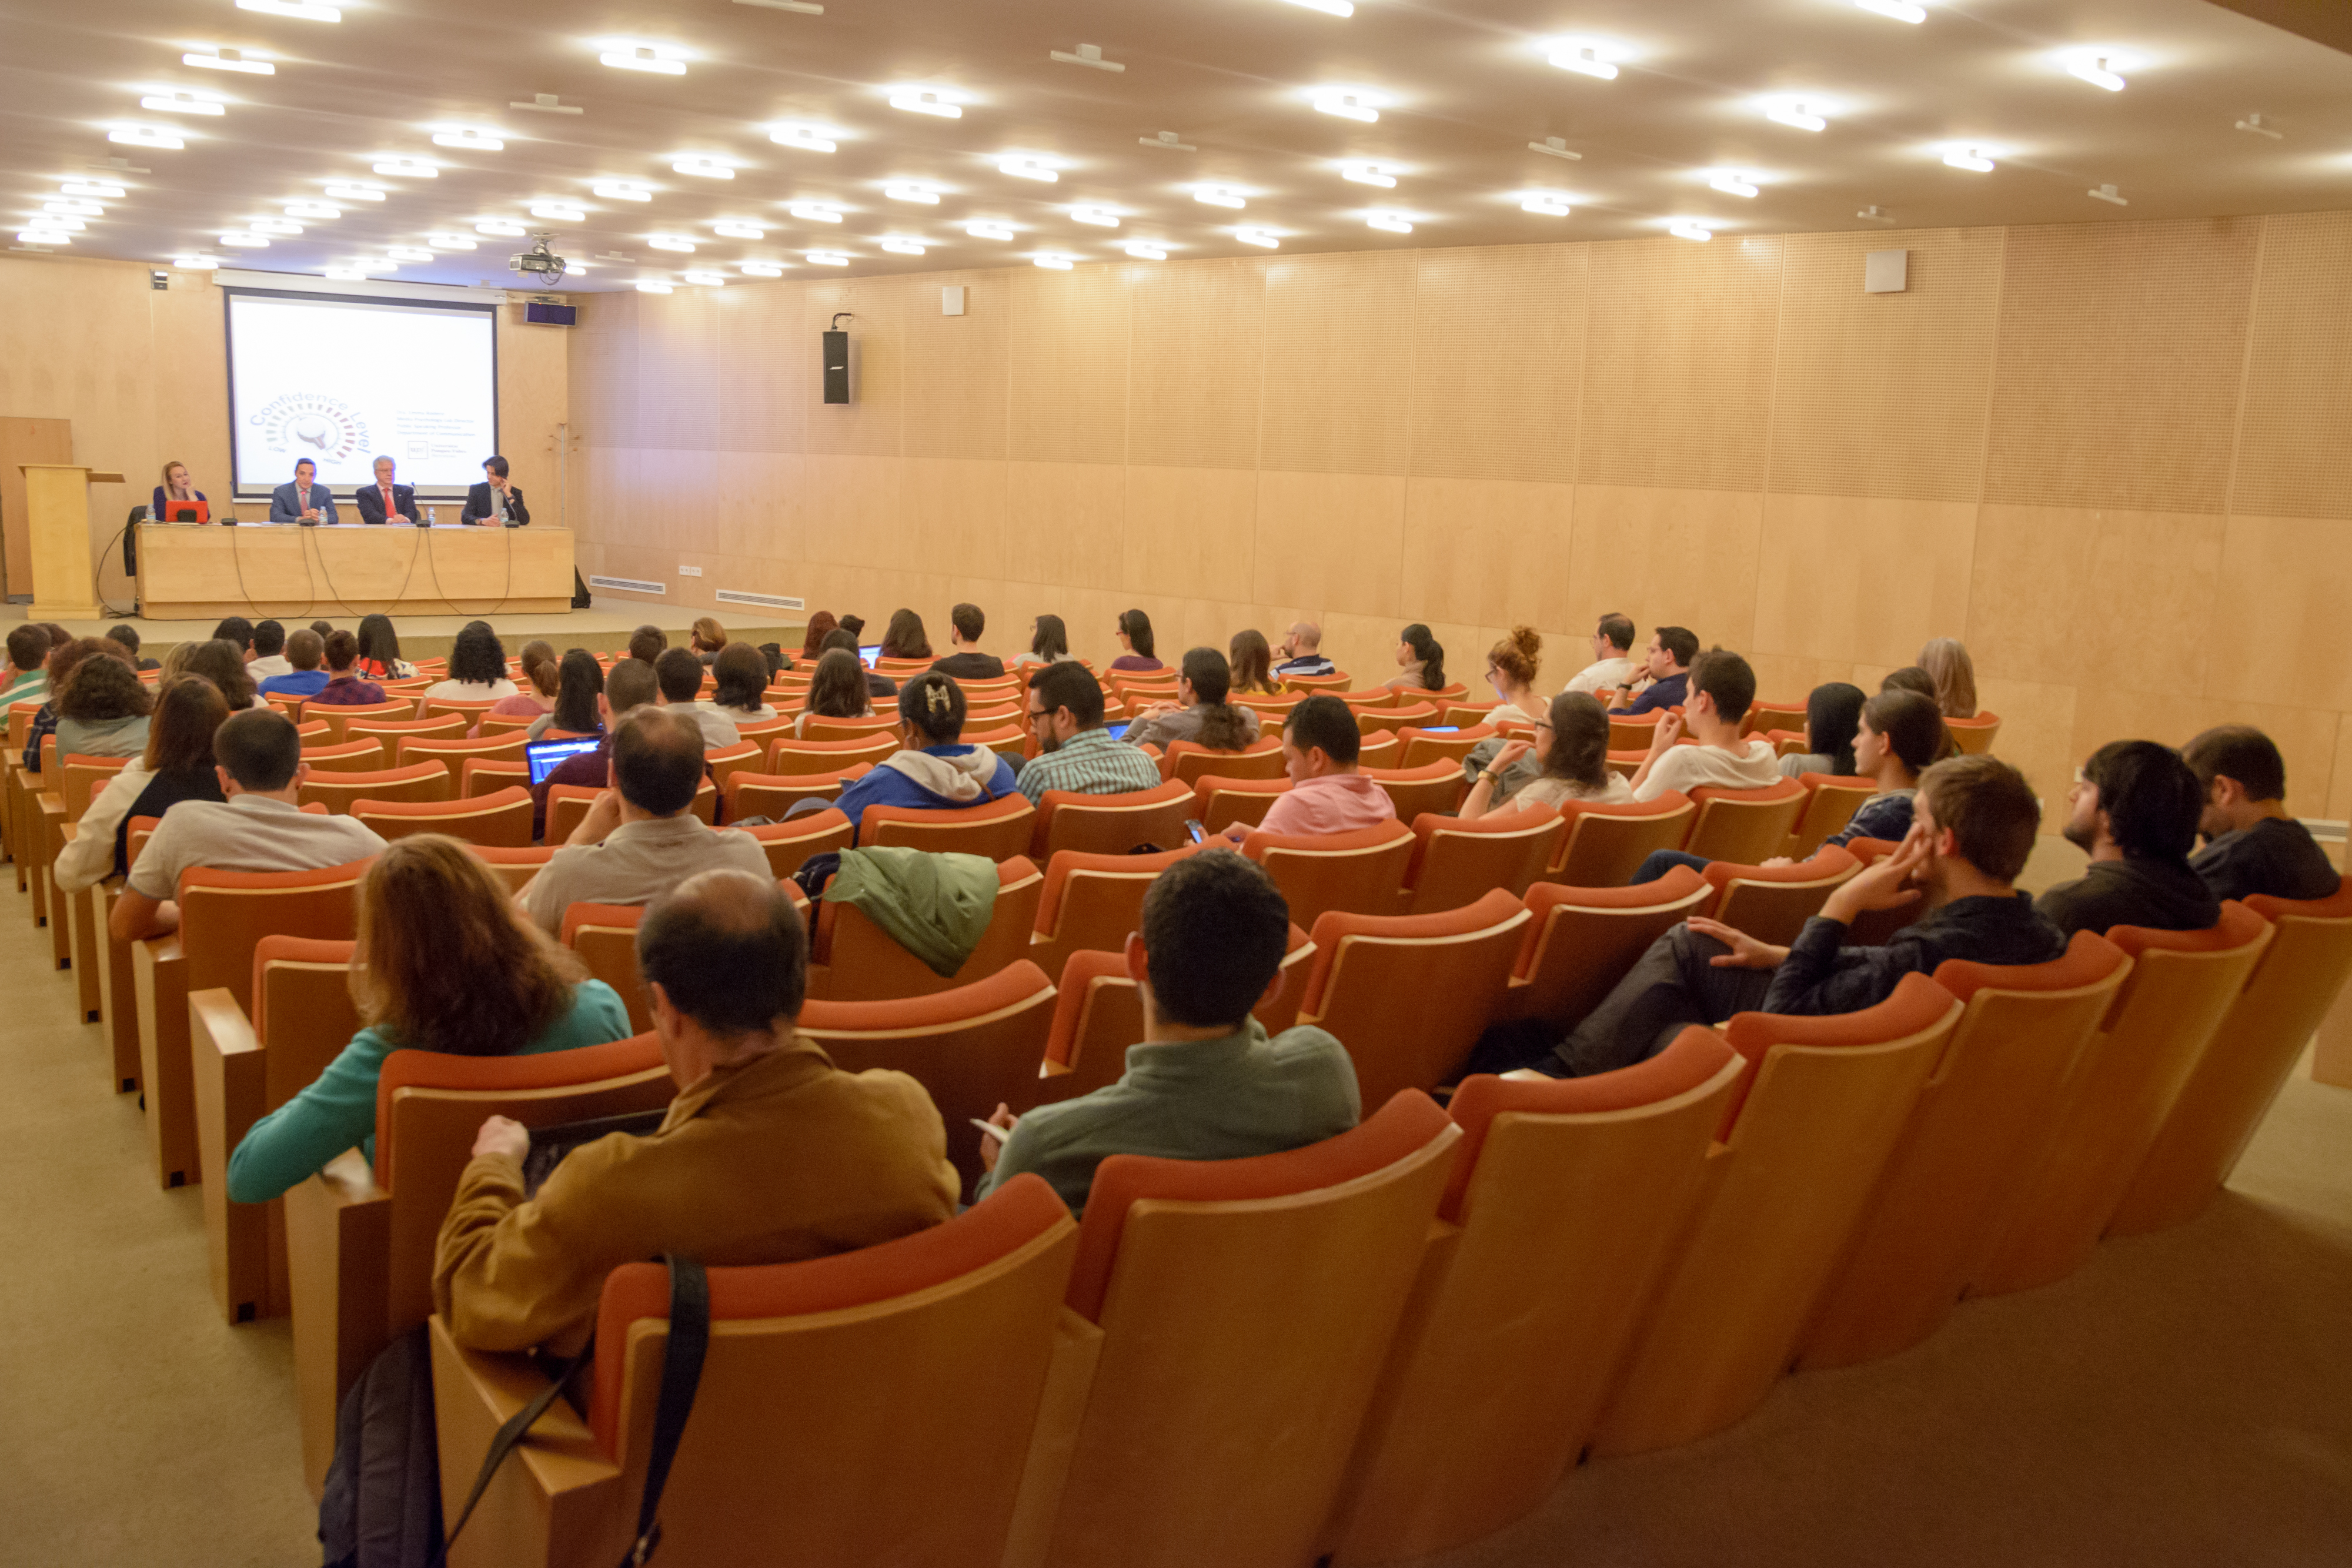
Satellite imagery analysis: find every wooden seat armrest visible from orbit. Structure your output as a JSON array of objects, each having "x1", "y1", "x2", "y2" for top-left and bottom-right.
[
  {"x1": 1001, "y1": 1308, "x2": 1107, "y2": 1568},
  {"x1": 192, "y1": 988, "x2": 270, "y2": 1323},
  {"x1": 427, "y1": 1315, "x2": 622, "y2": 1568},
  {"x1": 288, "y1": 1151, "x2": 394, "y2": 1497}
]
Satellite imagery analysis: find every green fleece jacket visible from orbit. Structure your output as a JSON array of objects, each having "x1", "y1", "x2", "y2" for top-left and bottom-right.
[{"x1": 823, "y1": 845, "x2": 1000, "y2": 975}]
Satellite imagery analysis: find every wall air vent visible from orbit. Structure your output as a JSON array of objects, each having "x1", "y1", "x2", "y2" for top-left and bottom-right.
[
  {"x1": 716, "y1": 589, "x2": 806, "y2": 610},
  {"x1": 587, "y1": 574, "x2": 664, "y2": 595}
]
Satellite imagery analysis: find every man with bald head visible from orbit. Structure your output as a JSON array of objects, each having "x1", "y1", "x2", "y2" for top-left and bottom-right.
[
  {"x1": 1274, "y1": 621, "x2": 1334, "y2": 678},
  {"x1": 435, "y1": 869, "x2": 960, "y2": 1352},
  {"x1": 517, "y1": 706, "x2": 771, "y2": 935}
]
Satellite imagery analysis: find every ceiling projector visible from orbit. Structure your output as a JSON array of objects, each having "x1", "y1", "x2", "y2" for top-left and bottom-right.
[{"x1": 508, "y1": 233, "x2": 567, "y2": 282}]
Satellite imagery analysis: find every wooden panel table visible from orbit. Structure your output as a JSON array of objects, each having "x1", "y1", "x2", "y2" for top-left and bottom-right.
[{"x1": 136, "y1": 524, "x2": 576, "y2": 618}]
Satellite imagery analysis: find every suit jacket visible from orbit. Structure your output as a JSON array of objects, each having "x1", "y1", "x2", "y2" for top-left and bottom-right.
[
  {"x1": 268, "y1": 482, "x2": 338, "y2": 524},
  {"x1": 460, "y1": 481, "x2": 529, "y2": 526},
  {"x1": 353, "y1": 482, "x2": 420, "y2": 525}
]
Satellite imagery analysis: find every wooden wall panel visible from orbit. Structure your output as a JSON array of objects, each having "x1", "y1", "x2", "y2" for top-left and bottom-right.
[
  {"x1": 1007, "y1": 265, "x2": 1129, "y2": 466},
  {"x1": 1397, "y1": 476, "x2": 1575, "y2": 633},
  {"x1": 1752, "y1": 493, "x2": 1976, "y2": 668},
  {"x1": 709, "y1": 281, "x2": 803, "y2": 456},
  {"x1": 2231, "y1": 211, "x2": 2352, "y2": 520},
  {"x1": 1409, "y1": 244, "x2": 1584, "y2": 486},
  {"x1": 1966, "y1": 503, "x2": 2223, "y2": 698},
  {"x1": 1258, "y1": 250, "x2": 1415, "y2": 476},
  {"x1": 1581, "y1": 236, "x2": 1782, "y2": 492},
  {"x1": 903, "y1": 269, "x2": 1007, "y2": 462},
  {"x1": 1767, "y1": 228, "x2": 2003, "y2": 502},
  {"x1": 1983, "y1": 218, "x2": 2259, "y2": 514},
  {"x1": 1563, "y1": 486, "x2": 1765, "y2": 652},
  {"x1": 633, "y1": 289, "x2": 724, "y2": 452},
  {"x1": 570, "y1": 290, "x2": 641, "y2": 452},
  {"x1": 1127, "y1": 258, "x2": 1264, "y2": 470},
  {"x1": 804, "y1": 276, "x2": 906, "y2": 459}
]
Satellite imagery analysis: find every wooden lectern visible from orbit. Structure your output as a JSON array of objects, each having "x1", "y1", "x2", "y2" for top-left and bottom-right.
[{"x1": 17, "y1": 464, "x2": 122, "y2": 620}]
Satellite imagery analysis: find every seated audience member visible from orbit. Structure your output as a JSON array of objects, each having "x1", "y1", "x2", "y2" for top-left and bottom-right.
[
  {"x1": 832, "y1": 671, "x2": 1018, "y2": 835},
  {"x1": 247, "y1": 620, "x2": 293, "y2": 681},
  {"x1": 1919, "y1": 637, "x2": 1979, "y2": 720},
  {"x1": 1273, "y1": 621, "x2": 1334, "y2": 678},
  {"x1": 1482, "y1": 626, "x2": 1549, "y2": 730},
  {"x1": 1018, "y1": 614, "x2": 1071, "y2": 671},
  {"x1": 533, "y1": 659, "x2": 659, "y2": 835},
  {"x1": 483, "y1": 640, "x2": 560, "y2": 723},
  {"x1": 1563, "y1": 613, "x2": 1640, "y2": 697},
  {"x1": 256, "y1": 629, "x2": 332, "y2": 700},
  {"x1": 425, "y1": 622, "x2": 519, "y2": 702},
  {"x1": 54, "y1": 644, "x2": 153, "y2": 760},
  {"x1": 57, "y1": 676, "x2": 231, "y2": 892},
  {"x1": 2038, "y1": 740, "x2": 2221, "y2": 937},
  {"x1": 2, "y1": 623, "x2": 51, "y2": 704},
  {"x1": 354, "y1": 613, "x2": 417, "y2": 681},
  {"x1": 211, "y1": 616, "x2": 255, "y2": 662},
  {"x1": 627, "y1": 624, "x2": 667, "y2": 666},
  {"x1": 182, "y1": 638, "x2": 259, "y2": 710},
  {"x1": 757, "y1": 642, "x2": 791, "y2": 681},
  {"x1": 794, "y1": 647, "x2": 876, "y2": 738},
  {"x1": 689, "y1": 616, "x2": 728, "y2": 666},
  {"x1": 1228, "y1": 629, "x2": 1283, "y2": 696},
  {"x1": 228, "y1": 836, "x2": 633, "y2": 1203},
  {"x1": 520, "y1": 708, "x2": 771, "y2": 935},
  {"x1": 2181, "y1": 726, "x2": 2338, "y2": 903},
  {"x1": 837, "y1": 613, "x2": 867, "y2": 641},
  {"x1": 310, "y1": 620, "x2": 335, "y2": 640},
  {"x1": 434, "y1": 869, "x2": 960, "y2": 1353},
  {"x1": 976, "y1": 850, "x2": 1359, "y2": 1215},
  {"x1": 1608, "y1": 626, "x2": 1698, "y2": 716},
  {"x1": 21, "y1": 638, "x2": 122, "y2": 771},
  {"x1": 1386, "y1": 624, "x2": 1448, "y2": 694},
  {"x1": 799, "y1": 610, "x2": 838, "y2": 662},
  {"x1": 1018, "y1": 661, "x2": 1164, "y2": 804},
  {"x1": 706, "y1": 641, "x2": 780, "y2": 723},
  {"x1": 108, "y1": 623, "x2": 162, "y2": 673},
  {"x1": 527, "y1": 649, "x2": 605, "y2": 741},
  {"x1": 1458, "y1": 691, "x2": 1633, "y2": 820},
  {"x1": 1110, "y1": 608, "x2": 1165, "y2": 673},
  {"x1": 1226, "y1": 694, "x2": 1397, "y2": 839},
  {"x1": 1123, "y1": 647, "x2": 1262, "y2": 751},
  {"x1": 654, "y1": 646, "x2": 739, "y2": 748},
  {"x1": 1512, "y1": 755, "x2": 2064, "y2": 1078},
  {"x1": 1626, "y1": 648, "x2": 1782, "y2": 804},
  {"x1": 880, "y1": 607, "x2": 934, "y2": 661},
  {"x1": 1881, "y1": 665, "x2": 1939, "y2": 703},
  {"x1": 309, "y1": 630, "x2": 389, "y2": 708},
  {"x1": 1778, "y1": 681, "x2": 1866, "y2": 780},
  {"x1": 930, "y1": 602, "x2": 1007, "y2": 680},
  {"x1": 109, "y1": 708, "x2": 387, "y2": 942},
  {"x1": 823, "y1": 626, "x2": 898, "y2": 700}
]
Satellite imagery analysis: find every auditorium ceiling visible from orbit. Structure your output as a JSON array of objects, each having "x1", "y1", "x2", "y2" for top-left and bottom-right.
[{"x1": 4, "y1": 0, "x2": 2351, "y2": 289}]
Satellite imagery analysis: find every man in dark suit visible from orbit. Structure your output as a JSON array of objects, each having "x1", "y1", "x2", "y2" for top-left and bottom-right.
[
  {"x1": 353, "y1": 454, "x2": 421, "y2": 525},
  {"x1": 460, "y1": 455, "x2": 529, "y2": 527},
  {"x1": 268, "y1": 458, "x2": 338, "y2": 524}
]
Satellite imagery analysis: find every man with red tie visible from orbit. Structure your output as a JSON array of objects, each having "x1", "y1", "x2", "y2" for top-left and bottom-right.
[{"x1": 353, "y1": 454, "x2": 420, "y2": 526}]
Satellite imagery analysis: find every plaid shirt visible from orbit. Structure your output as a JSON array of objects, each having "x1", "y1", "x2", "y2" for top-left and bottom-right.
[{"x1": 1015, "y1": 726, "x2": 1165, "y2": 805}]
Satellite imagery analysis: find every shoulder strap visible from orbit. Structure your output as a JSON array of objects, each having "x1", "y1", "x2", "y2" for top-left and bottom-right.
[
  {"x1": 617, "y1": 1256, "x2": 710, "y2": 1567},
  {"x1": 432, "y1": 1340, "x2": 593, "y2": 1567}
]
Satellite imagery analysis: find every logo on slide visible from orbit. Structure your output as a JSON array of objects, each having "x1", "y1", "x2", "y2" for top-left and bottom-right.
[{"x1": 249, "y1": 393, "x2": 370, "y2": 466}]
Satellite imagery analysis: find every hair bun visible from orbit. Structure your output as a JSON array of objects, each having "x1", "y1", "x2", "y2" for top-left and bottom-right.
[{"x1": 1508, "y1": 625, "x2": 1541, "y2": 658}]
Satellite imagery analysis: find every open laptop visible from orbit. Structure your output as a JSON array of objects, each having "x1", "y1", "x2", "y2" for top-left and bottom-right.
[{"x1": 524, "y1": 735, "x2": 602, "y2": 785}]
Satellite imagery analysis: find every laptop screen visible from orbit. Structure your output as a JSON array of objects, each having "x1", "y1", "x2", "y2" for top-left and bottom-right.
[
  {"x1": 524, "y1": 736, "x2": 602, "y2": 785},
  {"x1": 857, "y1": 644, "x2": 880, "y2": 670}
]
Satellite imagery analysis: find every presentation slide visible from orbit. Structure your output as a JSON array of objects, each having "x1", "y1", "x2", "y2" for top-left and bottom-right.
[{"x1": 226, "y1": 291, "x2": 497, "y2": 498}]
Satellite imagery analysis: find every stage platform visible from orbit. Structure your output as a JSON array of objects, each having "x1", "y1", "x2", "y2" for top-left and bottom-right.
[{"x1": 0, "y1": 604, "x2": 806, "y2": 663}]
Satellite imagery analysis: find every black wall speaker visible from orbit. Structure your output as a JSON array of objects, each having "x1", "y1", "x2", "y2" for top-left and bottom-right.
[{"x1": 822, "y1": 328, "x2": 851, "y2": 404}]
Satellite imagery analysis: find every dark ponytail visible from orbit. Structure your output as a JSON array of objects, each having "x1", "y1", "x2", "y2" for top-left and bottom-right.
[
  {"x1": 1401, "y1": 623, "x2": 1446, "y2": 692},
  {"x1": 1182, "y1": 647, "x2": 1251, "y2": 751}
]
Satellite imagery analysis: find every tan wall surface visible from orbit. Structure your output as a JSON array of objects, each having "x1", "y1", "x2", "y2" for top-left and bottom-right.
[
  {"x1": 0, "y1": 253, "x2": 569, "y2": 600},
  {"x1": 552, "y1": 211, "x2": 2351, "y2": 824}
]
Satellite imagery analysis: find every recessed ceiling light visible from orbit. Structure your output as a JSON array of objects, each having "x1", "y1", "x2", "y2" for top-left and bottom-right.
[
  {"x1": 740, "y1": 260, "x2": 786, "y2": 276},
  {"x1": 1942, "y1": 144, "x2": 1995, "y2": 172},
  {"x1": 966, "y1": 219, "x2": 1014, "y2": 240},
  {"x1": 1124, "y1": 240, "x2": 1167, "y2": 259},
  {"x1": 2088, "y1": 183, "x2": 2129, "y2": 206},
  {"x1": 1365, "y1": 210, "x2": 1413, "y2": 233},
  {"x1": 602, "y1": 44, "x2": 687, "y2": 75},
  {"x1": 1669, "y1": 220, "x2": 1712, "y2": 242},
  {"x1": 770, "y1": 123, "x2": 838, "y2": 153},
  {"x1": 1141, "y1": 130, "x2": 1196, "y2": 152},
  {"x1": 1709, "y1": 171, "x2": 1760, "y2": 198},
  {"x1": 682, "y1": 269, "x2": 726, "y2": 286},
  {"x1": 789, "y1": 201, "x2": 843, "y2": 223},
  {"x1": 1191, "y1": 184, "x2": 1247, "y2": 209},
  {"x1": 712, "y1": 220, "x2": 765, "y2": 239},
  {"x1": 386, "y1": 245, "x2": 433, "y2": 260},
  {"x1": 286, "y1": 201, "x2": 340, "y2": 219},
  {"x1": 61, "y1": 180, "x2": 126, "y2": 198},
  {"x1": 1763, "y1": 97, "x2": 1830, "y2": 132},
  {"x1": 171, "y1": 254, "x2": 220, "y2": 269},
  {"x1": 45, "y1": 199, "x2": 103, "y2": 216},
  {"x1": 2236, "y1": 112, "x2": 2282, "y2": 139},
  {"x1": 999, "y1": 156, "x2": 1060, "y2": 182},
  {"x1": 674, "y1": 156, "x2": 736, "y2": 179},
  {"x1": 432, "y1": 128, "x2": 505, "y2": 151},
  {"x1": 16, "y1": 229, "x2": 71, "y2": 245},
  {"x1": 1855, "y1": 0, "x2": 1925, "y2": 21},
  {"x1": 882, "y1": 180, "x2": 942, "y2": 204},
  {"x1": 593, "y1": 180, "x2": 654, "y2": 202},
  {"x1": 1857, "y1": 204, "x2": 1895, "y2": 223},
  {"x1": 637, "y1": 279, "x2": 673, "y2": 293},
  {"x1": 1235, "y1": 226, "x2": 1279, "y2": 248},
  {"x1": 325, "y1": 181, "x2": 386, "y2": 201},
  {"x1": 1338, "y1": 160, "x2": 1397, "y2": 188},
  {"x1": 1050, "y1": 43, "x2": 1126, "y2": 72},
  {"x1": 373, "y1": 158, "x2": 437, "y2": 178},
  {"x1": 475, "y1": 219, "x2": 526, "y2": 236},
  {"x1": 425, "y1": 232, "x2": 476, "y2": 249},
  {"x1": 889, "y1": 87, "x2": 964, "y2": 118},
  {"x1": 1310, "y1": 88, "x2": 1389, "y2": 123},
  {"x1": 248, "y1": 217, "x2": 302, "y2": 235},
  {"x1": 647, "y1": 234, "x2": 697, "y2": 252},
  {"x1": 141, "y1": 92, "x2": 225, "y2": 116},
  {"x1": 109, "y1": 126, "x2": 185, "y2": 149},
  {"x1": 512, "y1": 93, "x2": 584, "y2": 115},
  {"x1": 1070, "y1": 205, "x2": 1120, "y2": 227},
  {"x1": 880, "y1": 236, "x2": 926, "y2": 254},
  {"x1": 183, "y1": 48, "x2": 273, "y2": 75},
  {"x1": 1519, "y1": 191, "x2": 1573, "y2": 216},
  {"x1": 1547, "y1": 39, "x2": 1626, "y2": 80},
  {"x1": 219, "y1": 232, "x2": 270, "y2": 248},
  {"x1": 238, "y1": 0, "x2": 339, "y2": 20},
  {"x1": 1279, "y1": 0, "x2": 1354, "y2": 15},
  {"x1": 2063, "y1": 51, "x2": 2129, "y2": 92},
  {"x1": 1033, "y1": 253, "x2": 1075, "y2": 270},
  {"x1": 531, "y1": 202, "x2": 587, "y2": 220},
  {"x1": 806, "y1": 250, "x2": 849, "y2": 265}
]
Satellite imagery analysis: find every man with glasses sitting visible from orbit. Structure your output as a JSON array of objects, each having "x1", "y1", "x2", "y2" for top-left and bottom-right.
[{"x1": 1015, "y1": 661, "x2": 1164, "y2": 804}]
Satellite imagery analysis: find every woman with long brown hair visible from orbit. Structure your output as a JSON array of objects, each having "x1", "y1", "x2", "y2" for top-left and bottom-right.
[
  {"x1": 55, "y1": 675, "x2": 230, "y2": 892},
  {"x1": 1122, "y1": 646, "x2": 1260, "y2": 751},
  {"x1": 879, "y1": 607, "x2": 933, "y2": 661},
  {"x1": 484, "y1": 639, "x2": 563, "y2": 726},
  {"x1": 1227, "y1": 628, "x2": 1282, "y2": 696},
  {"x1": 800, "y1": 610, "x2": 839, "y2": 661},
  {"x1": 225, "y1": 834, "x2": 632, "y2": 1202},
  {"x1": 794, "y1": 647, "x2": 876, "y2": 737}
]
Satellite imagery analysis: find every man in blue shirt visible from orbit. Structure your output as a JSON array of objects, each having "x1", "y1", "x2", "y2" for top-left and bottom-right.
[
  {"x1": 1609, "y1": 625, "x2": 1696, "y2": 716},
  {"x1": 256, "y1": 628, "x2": 333, "y2": 700}
]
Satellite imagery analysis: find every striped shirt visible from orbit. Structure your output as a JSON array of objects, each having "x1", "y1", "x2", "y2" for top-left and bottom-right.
[{"x1": 1015, "y1": 726, "x2": 1165, "y2": 805}]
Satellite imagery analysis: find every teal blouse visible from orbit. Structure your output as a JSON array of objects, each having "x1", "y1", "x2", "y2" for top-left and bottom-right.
[{"x1": 225, "y1": 979, "x2": 634, "y2": 1203}]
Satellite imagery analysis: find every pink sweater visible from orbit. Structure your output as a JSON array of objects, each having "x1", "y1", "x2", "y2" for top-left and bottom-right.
[{"x1": 1257, "y1": 773, "x2": 1398, "y2": 837}]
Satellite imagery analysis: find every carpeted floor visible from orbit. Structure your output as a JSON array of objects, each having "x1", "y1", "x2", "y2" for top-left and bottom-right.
[{"x1": 1, "y1": 842, "x2": 2346, "y2": 1567}]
